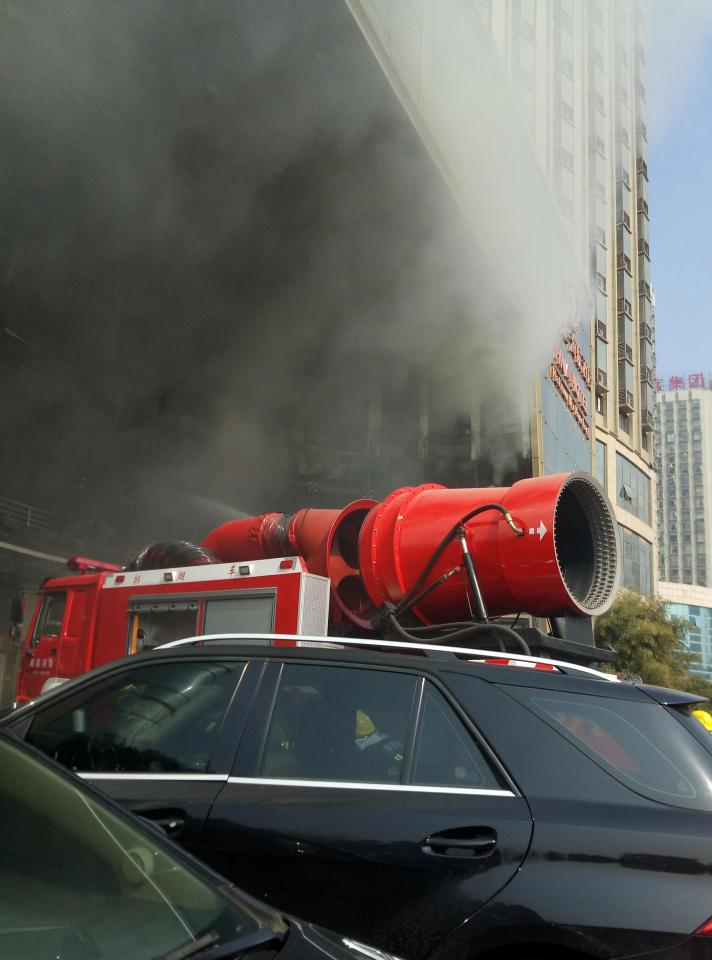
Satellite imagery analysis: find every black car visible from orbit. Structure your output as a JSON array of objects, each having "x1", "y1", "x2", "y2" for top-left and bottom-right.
[
  {"x1": 0, "y1": 727, "x2": 401, "y2": 960},
  {"x1": 4, "y1": 635, "x2": 712, "y2": 960}
]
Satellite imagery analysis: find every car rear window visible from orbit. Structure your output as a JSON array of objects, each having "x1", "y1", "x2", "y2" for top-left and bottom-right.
[{"x1": 504, "y1": 686, "x2": 712, "y2": 811}]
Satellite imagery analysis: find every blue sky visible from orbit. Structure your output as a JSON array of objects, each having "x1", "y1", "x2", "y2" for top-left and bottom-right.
[{"x1": 648, "y1": 7, "x2": 712, "y2": 382}]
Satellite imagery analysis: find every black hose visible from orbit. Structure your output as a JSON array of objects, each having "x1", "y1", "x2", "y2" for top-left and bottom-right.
[
  {"x1": 387, "y1": 615, "x2": 530, "y2": 655},
  {"x1": 395, "y1": 567, "x2": 460, "y2": 618},
  {"x1": 402, "y1": 622, "x2": 490, "y2": 633},
  {"x1": 393, "y1": 503, "x2": 523, "y2": 616},
  {"x1": 126, "y1": 540, "x2": 218, "y2": 571}
]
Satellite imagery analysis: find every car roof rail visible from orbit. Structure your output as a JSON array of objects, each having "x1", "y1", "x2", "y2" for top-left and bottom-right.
[{"x1": 157, "y1": 633, "x2": 619, "y2": 682}]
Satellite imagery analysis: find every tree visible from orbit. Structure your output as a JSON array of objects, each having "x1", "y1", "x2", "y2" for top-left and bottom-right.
[{"x1": 594, "y1": 590, "x2": 712, "y2": 698}]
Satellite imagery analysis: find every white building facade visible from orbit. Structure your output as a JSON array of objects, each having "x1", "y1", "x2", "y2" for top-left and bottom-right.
[{"x1": 656, "y1": 385, "x2": 712, "y2": 587}]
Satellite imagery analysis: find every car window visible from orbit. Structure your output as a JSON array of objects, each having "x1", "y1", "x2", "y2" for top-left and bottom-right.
[
  {"x1": 260, "y1": 664, "x2": 417, "y2": 783},
  {"x1": 0, "y1": 735, "x2": 262, "y2": 960},
  {"x1": 413, "y1": 684, "x2": 504, "y2": 790},
  {"x1": 509, "y1": 686, "x2": 712, "y2": 811},
  {"x1": 24, "y1": 660, "x2": 244, "y2": 774}
]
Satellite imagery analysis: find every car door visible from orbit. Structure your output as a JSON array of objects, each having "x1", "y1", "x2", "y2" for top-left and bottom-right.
[
  {"x1": 12, "y1": 656, "x2": 259, "y2": 856},
  {"x1": 18, "y1": 590, "x2": 68, "y2": 702},
  {"x1": 201, "y1": 660, "x2": 533, "y2": 960}
]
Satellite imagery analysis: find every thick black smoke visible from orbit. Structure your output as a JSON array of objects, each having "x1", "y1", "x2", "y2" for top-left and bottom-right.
[{"x1": 0, "y1": 0, "x2": 530, "y2": 559}]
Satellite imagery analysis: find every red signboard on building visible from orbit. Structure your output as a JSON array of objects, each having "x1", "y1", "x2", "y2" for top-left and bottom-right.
[{"x1": 550, "y1": 333, "x2": 591, "y2": 439}]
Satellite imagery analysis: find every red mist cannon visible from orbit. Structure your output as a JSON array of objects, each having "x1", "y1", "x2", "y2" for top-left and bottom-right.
[{"x1": 203, "y1": 472, "x2": 621, "y2": 660}]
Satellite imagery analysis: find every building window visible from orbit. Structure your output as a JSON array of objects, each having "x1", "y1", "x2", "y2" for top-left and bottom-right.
[
  {"x1": 620, "y1": 526, "x2": 653, "y2": 596},
  {"x1": 616, "y1": 453, "x2": 651, "y2": 524},
  {"x1": 596, "y1": 441, "x2": 607, "y2": 488}
]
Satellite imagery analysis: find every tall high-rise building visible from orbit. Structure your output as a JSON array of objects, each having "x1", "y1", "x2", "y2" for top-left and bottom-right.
[
  {"x1": 283, "y1": 0, "x2": 658, "y2": 594},
  {"x1": 473, "y1": 0, "x2": 657, "y2": 592},
  {"x1": 656, "y1": 381, "x2": 712, "y2": 679},
  {"x1": 656, "y1": 384, "x2": 712, "y2": 586}
]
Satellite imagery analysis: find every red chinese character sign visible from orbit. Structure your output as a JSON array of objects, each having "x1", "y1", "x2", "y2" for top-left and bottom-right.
[
  {"x1": 658, "y1": 374, "x2": 711, "y2": 392},
  {"x1": 550, "y1": 334, "x2": 591, "y2": 440}
]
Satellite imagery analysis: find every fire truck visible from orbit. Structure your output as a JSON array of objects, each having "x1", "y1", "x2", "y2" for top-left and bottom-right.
[{"x1": 12, "y1": 471, "x2": 621, "y2": 705}]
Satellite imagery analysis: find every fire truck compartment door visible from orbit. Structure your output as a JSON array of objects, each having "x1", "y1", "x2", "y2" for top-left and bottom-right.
[
  {"x1": 203, "y1": 592, "x2": 276, "y2": 635},
  {"x1": 128, "y1": 600, "x2": 200, "y2": 652}
]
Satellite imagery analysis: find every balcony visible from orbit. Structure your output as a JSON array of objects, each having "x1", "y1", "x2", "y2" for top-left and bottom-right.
[
  {"x1": 596, "y1": 369, "x2": 609, "y2": 393},
  {"x1": 638, "y1": 238, "x2": 650, "y2": 258},
  {"x1": 639, "y1": 280, "x2": 652, "y2": 299},
  {"x1": 640, "y1": 366, "x2": 654, "y2": 386},
  {"x1": 619, "y1": 388, "x2": 635, "y2": 413},
  {"x1": 596, "y1": 320, "x2": 608, "y2": 340},
  {"x1": 640, "y1": 321, "x2": 653, "y2": 342},
  {"x1": 617, "y1": 342, "x2": 633, "y2": 363},
  {"x1": 637, "y1": 197, "x2": 649, "y2": 216},
  {"x1": 636, "y1": 157, "x2": 648, "y2": 178},
  {"x1": 617, "y1": 297, "x2": 632, "y2": 317},
  {"x1": 640, "y1": 345, "x2": 655, "y2": 372},
  {"x1": 617, "y1": 252, "x2": 632, "y2": 273},
  {"x1": 617, "y1": 210, "x2": 631, "y2": 230},
  {"x1": 641, "y1": 410, "x2": 654, "y2": 432}
]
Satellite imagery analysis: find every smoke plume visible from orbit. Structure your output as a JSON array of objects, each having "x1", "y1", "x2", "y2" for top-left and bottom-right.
[{"x1": 0, "y1": 0, "x2": 570, "y2": 557}]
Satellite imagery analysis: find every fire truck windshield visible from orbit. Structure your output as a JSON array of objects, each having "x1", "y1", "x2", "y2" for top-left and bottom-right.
[{"x1": 31, "y1": 593, "x2": 67, "y2": 646}]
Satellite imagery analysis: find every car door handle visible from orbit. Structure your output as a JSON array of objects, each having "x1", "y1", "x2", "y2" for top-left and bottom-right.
[
  {"x1": 140, "y1": 812, "x2": 186, "y2": 839},
  {"x1": 422, "y1": 827, "x2": 497, "y2": 858}
]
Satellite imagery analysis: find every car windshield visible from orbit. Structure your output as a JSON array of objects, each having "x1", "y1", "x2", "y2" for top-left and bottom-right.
[{"x1": 0, "y1": 736, "x2": 259, "y2": 960}]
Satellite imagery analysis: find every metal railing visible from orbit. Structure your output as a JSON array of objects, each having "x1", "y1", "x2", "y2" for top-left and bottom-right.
[{"x1": 0, "y1": 496, "x2": 52, "y2": 532}]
